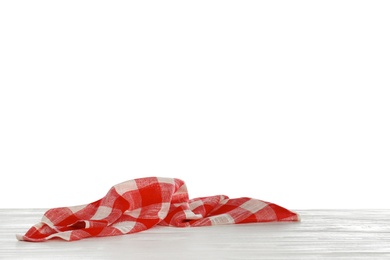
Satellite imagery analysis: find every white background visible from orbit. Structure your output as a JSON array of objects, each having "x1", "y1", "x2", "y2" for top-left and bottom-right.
[{"x1": 0, "y1": 1, "x2": 389, "y2": 209}]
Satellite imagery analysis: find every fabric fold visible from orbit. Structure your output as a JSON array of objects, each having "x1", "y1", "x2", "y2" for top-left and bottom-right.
[{"x1": 17, "y1": 177, "x2": 299, "y2": 242}]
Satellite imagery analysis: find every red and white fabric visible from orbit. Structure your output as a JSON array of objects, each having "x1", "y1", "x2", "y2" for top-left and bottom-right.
[{"x1": 17, "y1": 177, "x2": 299, "y2": 242}]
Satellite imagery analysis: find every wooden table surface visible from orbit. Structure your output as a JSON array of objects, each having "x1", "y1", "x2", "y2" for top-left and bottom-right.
[{"x1": 1, "y1": 209, "x2": 389, "y2": 259}]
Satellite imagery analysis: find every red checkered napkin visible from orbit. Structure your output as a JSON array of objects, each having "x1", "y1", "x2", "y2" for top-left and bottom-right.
[{"x1": 17, "y1": 177, "x2": 299, "y2": 242}]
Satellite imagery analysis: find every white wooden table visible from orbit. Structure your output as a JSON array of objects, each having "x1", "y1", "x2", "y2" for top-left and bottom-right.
[{"x1": 1, "y1": 209, "x2": 389, "y2": 259}]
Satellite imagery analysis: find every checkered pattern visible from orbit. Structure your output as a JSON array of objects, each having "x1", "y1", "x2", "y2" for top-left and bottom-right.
[{"x1": 17, "y1": 177, "x2": 299, "y2": 242}]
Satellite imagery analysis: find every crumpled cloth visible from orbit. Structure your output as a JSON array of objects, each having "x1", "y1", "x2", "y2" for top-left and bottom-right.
[{"x1": 17, "y1": 177, "x2": 299, "y2": 242}]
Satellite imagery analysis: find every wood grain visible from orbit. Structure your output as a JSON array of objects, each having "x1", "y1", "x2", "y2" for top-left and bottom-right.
[{"x1": 1, "y1": 209, "x2": 389, "y2": 259}]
